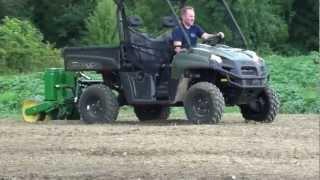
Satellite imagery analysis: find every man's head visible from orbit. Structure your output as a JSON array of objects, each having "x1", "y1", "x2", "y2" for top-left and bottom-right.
[{"x1": 181, "y1": 6, "x2": 195, "y2": 27}]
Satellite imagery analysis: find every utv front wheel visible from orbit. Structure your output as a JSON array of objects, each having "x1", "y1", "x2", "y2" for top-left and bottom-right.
[
  {"x1": 184, "y1": 82, "x2": 225, "y2": 124},
  {"x1": 134, "y1": 105, "x2": 170, "y2": 121},
  {"x1": 79, "y1": 84, "x2": 119, "y2": 124},
  {"x1": 239, "y1": 87, "x2": 279, "y2": 123}
]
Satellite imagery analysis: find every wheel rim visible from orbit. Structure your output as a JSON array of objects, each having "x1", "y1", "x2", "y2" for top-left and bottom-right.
[
  {"x1": 86, "y1": 96, "x2": 105, "y2": 118},
  {"x1": 192, "y1": 93, "x2": 210, "y2": 118}
]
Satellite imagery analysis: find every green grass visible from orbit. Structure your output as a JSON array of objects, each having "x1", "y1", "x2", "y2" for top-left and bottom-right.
[{"x1": 0, "y1": 54, "x2": 319, "y2": 119}]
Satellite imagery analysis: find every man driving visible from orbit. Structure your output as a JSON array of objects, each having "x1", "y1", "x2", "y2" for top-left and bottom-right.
[{"x1": 172, "y1": 6, "x2": 225, "y2": 53}]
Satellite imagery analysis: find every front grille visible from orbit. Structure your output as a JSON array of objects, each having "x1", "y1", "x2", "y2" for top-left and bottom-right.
[
  {"x1": 229, "y1": 76, "x2": 266, "y2": 87},
  {"x1": 243, "y1": 79, "x2": 263, "y2": 86},
  {"x1": 241, "y1": 66, "x2": 257, "y2": 76}
]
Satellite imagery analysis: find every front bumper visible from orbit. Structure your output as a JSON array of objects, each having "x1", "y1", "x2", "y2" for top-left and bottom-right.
[{"x1": 217, "y1": 67, "x2": 268, "y2": 105}]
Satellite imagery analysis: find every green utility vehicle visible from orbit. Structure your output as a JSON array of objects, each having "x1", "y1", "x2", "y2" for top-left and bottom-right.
[{"x1": 23, "y1": 0, "x2": 279, "y2": 124}]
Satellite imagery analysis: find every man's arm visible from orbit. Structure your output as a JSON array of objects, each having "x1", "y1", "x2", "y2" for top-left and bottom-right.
[
  {"x1": 195, "y1": 25, "x2": 224, "y2": 40},
  {"x1": 172, "y1": 27, "x2": 187, "y2": 54}
]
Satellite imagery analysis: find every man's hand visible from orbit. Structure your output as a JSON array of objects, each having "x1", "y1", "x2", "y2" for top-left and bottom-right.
[
  {"x1": 174, "y1": 46, "x2": 188, "y2": 54},
  {"x1": 202, "y1": 32, "x2": 225, "y2": 40},
  {"x1": 173, "y1": 41, "x2": 185, "y2": 53},
  {"x1": 217, "y1": 32, "x2": 225, "y2": 39}
]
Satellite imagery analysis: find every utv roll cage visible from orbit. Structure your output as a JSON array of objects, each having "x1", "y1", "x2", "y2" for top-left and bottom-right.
[{"x1": 114, "y1": 0, "x2": 247, "y2": 50}]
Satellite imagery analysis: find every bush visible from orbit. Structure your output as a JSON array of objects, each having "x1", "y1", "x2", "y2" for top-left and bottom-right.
[
  {"x1": 266, "y1": 53, "x2": 320, "y2": 114},
  {"x1": 0, "y1": 73, "x2": 44, "y2": 117},
  {"x1": 0, "y1": 17, "x2": 62, "y2": 74}
]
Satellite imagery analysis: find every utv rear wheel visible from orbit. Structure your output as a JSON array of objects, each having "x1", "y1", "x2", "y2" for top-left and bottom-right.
[
  {"x1": 79, "y1": 84, "x2": 119, "y2": 124},
  {"x1": 134, "y1": 105, "x2": 170, "y2": 121},
  {"x1": 184, "y1": 82, "x2": 225, "y2": 124},
  {"x1": 240, "y1": 87, "x2": 279, "y2": 123}
]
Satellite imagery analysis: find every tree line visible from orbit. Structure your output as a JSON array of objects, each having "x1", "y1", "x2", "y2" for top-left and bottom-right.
[{"x1": 0, "y1": 0, "x2": 318, "y2": 55}]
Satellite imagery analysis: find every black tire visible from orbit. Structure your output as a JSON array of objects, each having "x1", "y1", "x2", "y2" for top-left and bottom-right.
[
  {"x1": 184, "y1": 82, "x2": 225, "y2": 124},
  {"x1": 79, "y1": 84, "x2": 119, "y2": 124},
  {"x1": 134, "y1": 105, "x2": 170, "y2": 121},
  {"x1": 239, "y1": 87, "x2": 280, "y2": 123}
]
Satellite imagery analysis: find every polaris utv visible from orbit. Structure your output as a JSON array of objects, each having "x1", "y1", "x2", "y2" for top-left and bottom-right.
[{"x1": 63, "y1": 0, "x2": 279, "y2": 124}]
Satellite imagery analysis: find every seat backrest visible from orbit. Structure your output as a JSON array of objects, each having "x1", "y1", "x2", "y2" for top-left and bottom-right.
[
  {"x1": 127, "y1": 16, "x2": 144, "y2": 27},
  {"x1": 124, "y1": 16, "x2": 175, "y2": 73},
  {"x1": 127, "y1": 29, "x2": 172, "y2": 74},
  {"x1": 162, "y1": 16, "x2": 178, "y2": 28}
]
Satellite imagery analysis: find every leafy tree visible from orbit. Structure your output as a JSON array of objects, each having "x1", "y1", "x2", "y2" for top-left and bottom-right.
[
  {"x1": 0, "y1": 0, "x2": 318, "y2": 54},
  {"x1": 0, "y1": 0, "x2": 96, "y2": 47},
  {"x1": 0, "y1": 0, "x2": 6, "y2": 18},
  {"x1": 289, "y1": 0, "x2": 319, "y2": 51},
  {"x1": 185, "y1": 0, "x2": 289, "y2": 52},
  {"x1": 82, "y1": 0, "x2": 119, "y2": 45},
  {"x1": 128, "y1": 0, "x2": 172, "y2": 36},
  {"x1": 0, "y1": 0, "x2": 34, "y2": 20},
  {"x1": 26, "y1": 0, "x2": 96, "y2": 47},
  {"x1": 0, "y1": 17, "x2": 61, "y2": 74}
]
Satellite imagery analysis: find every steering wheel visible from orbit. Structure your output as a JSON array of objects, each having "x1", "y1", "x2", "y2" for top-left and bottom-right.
[{"x1": 203, "y1": 35, "x2": 224, "y2": 46}]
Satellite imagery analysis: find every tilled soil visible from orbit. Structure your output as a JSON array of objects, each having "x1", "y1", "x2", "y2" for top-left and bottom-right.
[{"x1": 0, "y1": 114, "x2": 319, "y2": 180}]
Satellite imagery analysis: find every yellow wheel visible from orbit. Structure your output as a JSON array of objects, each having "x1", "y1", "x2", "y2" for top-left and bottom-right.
[{"x1": 22, "y1": 100, "x2": 45, "y2": 123}]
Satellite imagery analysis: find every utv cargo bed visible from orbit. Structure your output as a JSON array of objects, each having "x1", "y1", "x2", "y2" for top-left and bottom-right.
[{"x1": 63, "y1": 47, "x2": 120, "y2": 71}]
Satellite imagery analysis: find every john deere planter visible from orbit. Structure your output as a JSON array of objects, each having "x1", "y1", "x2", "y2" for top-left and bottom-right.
[{"x1": 22, "y1": 68, "x2": 80, "y2": 122}]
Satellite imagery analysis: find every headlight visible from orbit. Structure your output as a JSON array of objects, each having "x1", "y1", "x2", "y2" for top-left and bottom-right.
[
  {"x1": 253, "y1": 56, "x2": 265, "y2": 64},
  {"x1": 210, "y1": 54, "x2": 223, "y2": 64},
  {"x1": 245, "y1": 51, "x2": 262, "y2": 64}
]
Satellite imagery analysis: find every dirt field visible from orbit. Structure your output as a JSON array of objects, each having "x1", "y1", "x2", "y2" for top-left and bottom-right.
[{"x1": 0, "y1": 114, "x2": 319, "y2": 180}]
